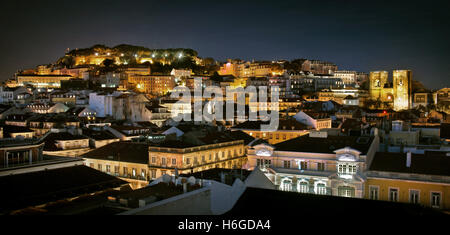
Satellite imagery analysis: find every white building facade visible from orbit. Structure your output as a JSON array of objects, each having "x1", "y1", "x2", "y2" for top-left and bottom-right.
[{"x1": 246, "y1": 132, "x2": 379, "y2": 198}]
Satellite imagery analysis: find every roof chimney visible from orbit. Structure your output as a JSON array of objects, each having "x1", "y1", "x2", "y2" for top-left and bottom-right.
[{"x1": 406, "y1": 152, "x2": 412, "y2": 168}]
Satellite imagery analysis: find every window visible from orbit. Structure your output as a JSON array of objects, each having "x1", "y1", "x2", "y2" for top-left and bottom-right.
[
  {"x1": 298, "y1": 181, "x2": 309, "y2": 193},
  {"x1": 369, "y1": 186, "x2": 379, "y2": 200},
  {"x1": 151, "y1": 170, "x2": 156, "y2": 179},
  {"x1": 89, "y1": 163, "x2": 94, "y2": 168},
  {"x1": 338, "y1": 163, "x2": 356, "y2": 175},
  {"x1": 256, "y1": 159, "x2": 262, "y2": 166},
  {"x1": 161, "y1": 157, "x2": 166, "y2": 166},
  {"x1": 202, "y1": 155, "x2": 205, "y2": 163},
  {"x1": 186, "y1": 158, "x2": 191, "y2": 164},
  {"x1": 409, "y1": 190, "x2": 420, "y2": 204},
  {"x1": 316, "y1": 183, "x2": 326, "y2": 195},
  {"x1": 161, "y1": 170, "x2": 166, "y2": 176},
  {"x1": 123, "y1": 167, "x2": 128, "y2": 176},
  {"x1": 300, "y1": 161, "x2": 307, "y2": 170},
  {"x1": 114, "y1": 166, "x2": 119, "y2": 174},
  {"x1": 283, "y1": 160, "x2": 291, "y2": 169},
  {"x1": 98, "y1": 164, "x2": 102, "y2": 171},
  {"x1": 281, "y1": 179, "x2": 292, "y2": 192},
  {"x1": 264, "y1": 159, "x2": 271, "y2": 167},
  {"x1": 141, "y1": 169, "x2": 146, "y2": 178},
  {"x1": 389, "y1": 188, "x2": 398, "y2": 202},
  {"x1": 338, "y1": 186, "x2": 355, "y2": 197},
  {"x1": 431, "y1": 192, "x2": 441, "y2": 208},
  {"x1": 172, "y1": 158, "x2": 176, "y2": 165},
  {"x1": 151, "y1": 157, "x2": 156, "y2": 164},
  {"x1": 106, "y1": 165, "x2": 110, "y2": 173},
  {"x1": 317, "y1": 162, "x2": 325, "y2": 171},
  {"x1": 209, "y1": 153, "x2": 212, "y2": 160}
]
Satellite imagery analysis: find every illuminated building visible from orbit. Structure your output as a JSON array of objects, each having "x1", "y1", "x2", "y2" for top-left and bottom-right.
[
  {"x1": 42, "y1": 131, "x2": 91, "y2": 157},
  {"x1": 219, "y1": 60, "x2": 284, "y2": 78},
  {"x1": 231, "y1": 119, "x2": 311, "y2": 145},
  {"x1": 247, "y1": 131, "x2": 379, "y2": 198},
  {"x1": 83, "y1": 141, "x2": 150, "y2": 189},
  {"x1": 365, "y1": 151, "x2": 450, "y2": 210},
  {"x1": 289, "y1": 73, "x2": 344, "y2": 92},
  {"x1": 128, "y1": 74, "x2": 175, "y2": 96},
  {"x1": 393, "y1": 70, "x2": 412, "y2": 111},
  {"x1": 413, "y1": 92, "x2": 432, "y2": 108},
  {"x1": 333, "y1": 70, "x2": 357, "y2": 85},
  {"x1": 16, "y1": 74, "x2": 74, "y2": 88},
  {"x1": 292, "y1": 111, "x2": 332, "y2": 130},
  {"x1": 302, "y1": 60, "x2": 338, "y2": 75},
  {"x1": 318, "y1": 87, "x2": 369, "y2": 105},
  {"x1": 26, "y1": 103, "x2": 69, "y2": 114},
  {"x1": 148, "y1": 140, "x2": 246, "y2": 180},
  {"x1": 368, "y1": 70, "x2": 412, "y2": 111},
  {"x1": 148, "y1": 127, "x2": 247, "y2": 180},
  {"x1": 124, "y1": 67, "x2": 151, "y2": 76}
]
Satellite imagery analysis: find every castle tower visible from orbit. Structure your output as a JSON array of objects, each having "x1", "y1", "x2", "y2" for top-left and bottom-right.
[
  {"x1": 369, "y1": 71, "x2": 388, "y2": 99},
  {"x1": 393, "y1": 70, "x2": 412, "y2": 111}
]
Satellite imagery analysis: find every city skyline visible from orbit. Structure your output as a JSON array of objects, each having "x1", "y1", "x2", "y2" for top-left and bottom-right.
[{"x1": 1, "y1": 0, "x2": 449, "y2": 89}]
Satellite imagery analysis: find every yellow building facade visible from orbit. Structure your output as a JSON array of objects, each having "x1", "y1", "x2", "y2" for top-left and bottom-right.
[
  {"x1": 17, "y1": 75, "x2": 74, "y2": 88},
  {"x1": 84, "y1": 158, "x2": 149, "y2": 189},
  {"x1": 148, "y1": 140, "x2": 246, "y2": 180},
  {"x1": 366, "y1": 151, "x2": 449, "y2": 211},
  {"x1": 365, "y1": 178, "x2": 450, "y2": 211},
  {"x1": 128, "y1": 74, "x2": 175, "y2": 96}
]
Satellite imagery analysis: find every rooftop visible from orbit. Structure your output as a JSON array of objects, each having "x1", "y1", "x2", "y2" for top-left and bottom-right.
[
  {"x1": 232, "y1": 119, "x2": 310, "y2": 131},
  {"x1": 370, "y1": 151, "x2": 450, "y2": 177},
  {"x1": 226, "y1": 187, "x2": 444, "y2": 216},
  {"x1": 0, "y1": 165, "x2": 127, "y2": 214},
  {"x1": 273, "y1": 134, "x2": 374, "y2": 154},
  {"x1": 82, "y1": 141, "x2": 149, "y2": 164}
]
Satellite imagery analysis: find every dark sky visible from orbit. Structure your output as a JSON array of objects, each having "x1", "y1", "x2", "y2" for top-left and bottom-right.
[{"x1": 1, "y1": 0, "x2": 449, "y2": 89}]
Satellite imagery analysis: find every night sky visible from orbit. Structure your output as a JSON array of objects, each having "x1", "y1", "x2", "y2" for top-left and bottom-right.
[{"x1": 1, "y1": 0, "x2": 449, "y2": 89}]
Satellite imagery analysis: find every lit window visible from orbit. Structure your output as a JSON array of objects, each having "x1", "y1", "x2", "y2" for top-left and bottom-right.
[
  {"x1": 316, "y1": 183, "x2": 326, "y2": 195},
  {"x1": 369, "y1": 186, "x2": 379, "y2": 200},
  {"x1": 409, "y1": 190, "x2": 420, "y2": 204},
  {"x1": 389, "y1": 188, "x2": 399, "y2": 202},
  {"x1": 298, "y1": 181, "x2": 309, "y2": 193},
  {"x1": 431, "y1": 192, "x2": 441, "y2": 208}
]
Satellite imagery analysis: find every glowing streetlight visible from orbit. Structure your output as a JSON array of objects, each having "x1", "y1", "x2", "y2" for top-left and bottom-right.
[
  {"x1": 95, "y1": 53, "x2": 99, "y2": 56},
  {"x1": 178, "y1": 53, "x2": 183, "y2": 59}
]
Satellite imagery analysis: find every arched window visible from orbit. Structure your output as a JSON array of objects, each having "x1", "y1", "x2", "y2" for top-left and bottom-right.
[
  {"x1": 298, "y1": 181, "x2": 309, "y2": 193},
  {"x1": 315, "y1": 183, "x2": 326, "y2": 195},
  {"x1": 281, "y1": 178, "x2": 292, "y2": 192}
]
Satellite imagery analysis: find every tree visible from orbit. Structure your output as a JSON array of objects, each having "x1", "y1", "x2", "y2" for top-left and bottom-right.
[
  {"x1": 210, "y1": 72, "x2": 223, "y2": 82},
  {"x1": 102, "y1": 59, "x2": 115, "y2": 67}
]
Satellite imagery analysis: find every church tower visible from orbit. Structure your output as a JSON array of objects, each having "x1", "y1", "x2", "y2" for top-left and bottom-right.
[
  {"x1": 393, "y1": 70, "x2": 412, "y2": 111},
  {"x1": 369, "y1": 71, "x2": 388, "y2": 99}
]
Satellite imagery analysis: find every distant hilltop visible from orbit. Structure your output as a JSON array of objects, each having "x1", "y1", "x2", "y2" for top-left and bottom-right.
[{"x1": 57, "y1": 44, "x2": 201, "y2": 67}]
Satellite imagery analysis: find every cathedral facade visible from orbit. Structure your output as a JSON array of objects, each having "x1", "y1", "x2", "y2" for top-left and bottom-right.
[{"x1": 369, "y1": 70, "x2": 412, "y2": 111}]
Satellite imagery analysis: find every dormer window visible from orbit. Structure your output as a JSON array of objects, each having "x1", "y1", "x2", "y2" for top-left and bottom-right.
[{"x1": 338, "y1": 162, "x2": 357, "y2": 177}]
